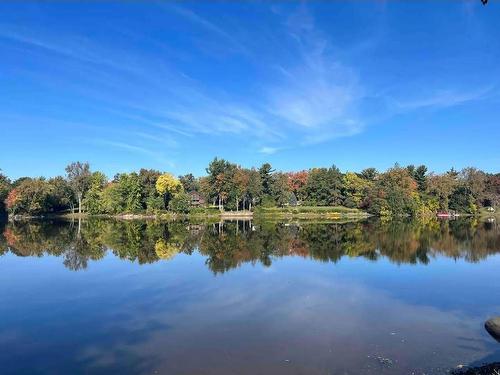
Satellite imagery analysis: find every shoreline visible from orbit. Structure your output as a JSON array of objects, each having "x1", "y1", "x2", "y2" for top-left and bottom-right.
[
  {"x1": 8, "y1": 208, "x2": 370, "y2": 221},
  {"x1": 7, "y1": 207, "x2": 497, "y2": 222}
]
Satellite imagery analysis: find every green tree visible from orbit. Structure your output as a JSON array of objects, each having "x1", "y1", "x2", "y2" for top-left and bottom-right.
[
  {"x1": 272, "y1": 172, "x2": 292, "y2": 207},
  {"x1": 406, "y1": 164, "x2": 416, "y2": 177},
  {"x1": 246, "y1": 169, "x2": 262, "y2": 210},
  {"x1": 0, "y1": 170, "x2": 12, "y2": 215},
  {"x1": 100, "y1": 183, "x2": 123, "y2": 214},
  {"x1": 449, "y1": 186, "x2": 476, "y2": 214},
  {"x1": 205, "y1": 158, "x2": 236, "y2": 211},
  {"x1": 361, "y1": 168, "x2": 378, "y2": 181},
  {"x1": 65, "y1": 161, "x2": 92, "y2": 214},
  {"x1": 460, "y1": 167, "x2": 486, "y2": 206},
  {"x1": 427, "y1": 172, "x2": 458, "y2": 211},
  {"x1": 259, "y1": 163, "x2": 274, "y2": 197},
  {"x1": 368, "y1": 165, "x2": 418, "y2": 216},
  {"x1": 83, "y1": 172, "x2": 107, "y2": 214},
  {"x1": 304, "y1": 166, "x2": 344, "y2": 206},
  {"x1": 138, "y1": 169, "x2": 161, "y2": 209},
  {"x1": 145, "y1": 195, "x2": 164, "y2": 213},
  {"x1": 48, "y1": 176, "x2": 74, "y2": 212},
  {"x1": 97, "y1": 173, "x2": 143, "y2": 214},
  {"x1": 414, "y1": 165, "x2": 428, "y2": 192},
  {"x1": 119, "y1": 173, "x2": 143, "y2": 213},
  {"x1": 168, "y1": 192, "x2": 191, "y2": 213},
  {"x1": 179, "y1": 173, "x2": 200, "y2": 193}
]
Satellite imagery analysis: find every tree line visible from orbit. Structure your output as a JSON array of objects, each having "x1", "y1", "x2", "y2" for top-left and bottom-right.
[{"x1": 0, "y1": 158, "x2": 498, "y2": 217}]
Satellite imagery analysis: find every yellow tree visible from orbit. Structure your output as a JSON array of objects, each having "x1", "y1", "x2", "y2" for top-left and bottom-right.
[
  {"x1": 343, "y1": 172, "x2": 371, "y2": 208},
  {"x1": 155, "y1": 239, "x2": 181, "y2": 260},
  {"x1": 155, "y1": 173, "x2": 183, "y2": 209}
]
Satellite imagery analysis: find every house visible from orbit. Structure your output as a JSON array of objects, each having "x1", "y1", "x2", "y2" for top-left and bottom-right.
[{"x1": 189, "y1": 191, "x2": 206, "y2": 206}]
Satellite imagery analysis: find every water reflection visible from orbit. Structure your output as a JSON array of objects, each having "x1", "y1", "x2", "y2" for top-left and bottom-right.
[
  {"x1": 1, "y1": 218, "x2": 499, "y2": 272},
  {"x1": 1, "y1": 218, "x2": 500, "y2": 374}
]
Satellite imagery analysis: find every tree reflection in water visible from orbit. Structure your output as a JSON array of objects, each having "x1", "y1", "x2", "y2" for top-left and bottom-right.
[{"x1": 0, "y1": 218, "x2": 499, "y2": 272}]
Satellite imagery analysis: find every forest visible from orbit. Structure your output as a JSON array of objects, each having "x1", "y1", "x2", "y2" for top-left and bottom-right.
[{"x1": 0, "y1": 158, "x2": 498, "y2": 218}]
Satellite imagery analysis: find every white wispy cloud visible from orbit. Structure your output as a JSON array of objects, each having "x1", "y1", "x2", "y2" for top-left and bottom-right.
[
  {"x1": 133, "y1": 131, "x2": 178, "y2": 149},
  {"x1": 160, "y1": 102, "x2": 284, "y2": 141},
  {"x1": 259, "y1": 147, "x2": 279, "y2": 155},
  {"x1": 159, "y1": 3, "x2": 249, "y2": 55},
  {"x1": 85, "y1": 139, "x2": 175, "y2": 167},
  {"x1": 263, "y1": 6, "x2": 364, "y2": 145},
  {"x1": 393, "y1": 86, "x2": 494, "y2": 111},
  {"x1": 0, "y1": 25, "x2": 139, "y2": 74}
]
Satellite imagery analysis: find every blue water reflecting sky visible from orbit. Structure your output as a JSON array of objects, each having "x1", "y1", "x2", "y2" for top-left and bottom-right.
[{"x1": 0, "y1": 220, "x2": 499, "y2": 374}]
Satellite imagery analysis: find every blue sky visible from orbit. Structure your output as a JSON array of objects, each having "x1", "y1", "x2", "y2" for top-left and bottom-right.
[{"x1": 1, "y1": 1, "x2": 499, "y2": 179}]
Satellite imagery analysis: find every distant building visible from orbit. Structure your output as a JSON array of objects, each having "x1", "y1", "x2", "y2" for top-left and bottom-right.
[{"x1": 189, "y1": 191, "x2": 205, "y2": 206}]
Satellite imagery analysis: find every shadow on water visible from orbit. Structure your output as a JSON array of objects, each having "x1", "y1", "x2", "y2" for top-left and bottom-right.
[
  {"x1": 452, "y1": 358, "x2": 500, "y2": 375},
  {"x1": 452, "y1": 321, "x2": 500, "y2": 374},
  {"x1": 0, "y1": 217, "x2": 499, "y2": 272}
]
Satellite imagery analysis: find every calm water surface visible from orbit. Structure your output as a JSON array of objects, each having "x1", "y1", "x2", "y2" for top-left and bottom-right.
[{"x1": 0, "y1": 218, "x2": 499, "y2": 374}]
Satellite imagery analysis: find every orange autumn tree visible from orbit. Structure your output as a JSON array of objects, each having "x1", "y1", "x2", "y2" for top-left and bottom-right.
[
  {"x1": 287, "y1": 170, "x2": 308, "y2": 203},
  {"x1": 5, "y1": 188, "x2": 19, "y2": 214}
]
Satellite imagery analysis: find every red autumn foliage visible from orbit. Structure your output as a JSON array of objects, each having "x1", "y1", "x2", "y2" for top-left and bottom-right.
[
  {"x1": 287, "y1": 170, "x2": 308, "y2": 192},
  {"x1": 5, "y1": 188, "x2": 18, "y2": 210}
]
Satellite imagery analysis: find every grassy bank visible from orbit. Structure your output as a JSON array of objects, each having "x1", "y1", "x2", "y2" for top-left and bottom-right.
[
  {"x1": 58, "y1": 207, "x2": 224, "y2": 221},
  {"x1": 32, "y1": 207, "x2": 248, "y2": 221},
  {"x1": 254, "y1": 206, "x2": 371, "y2": 219},
  {"x1": 10, "y1": 206, "x2": 370, "y2": 221}
]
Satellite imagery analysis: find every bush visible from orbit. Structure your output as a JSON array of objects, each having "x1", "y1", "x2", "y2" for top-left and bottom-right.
[
  {"x1": 168, "y1": 192, "x2": 191, "y2": 213},
  {"x1": 189, "y1": 206, "x2": 219, "y2": 215},
  {"x1": 146, "y1": 195, "x2": 164, "y2": 213},
  {"x1": 260, "y1": 195, "x2": 276, "y2": 208},
  {"x1": 255, "y1": 206, "x2": 362, "y2": 215}
]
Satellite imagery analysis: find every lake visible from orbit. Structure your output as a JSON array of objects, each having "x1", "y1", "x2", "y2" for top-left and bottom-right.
[{"x1": 0, "y1": 218, "x2": 499, "y2": 374}]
